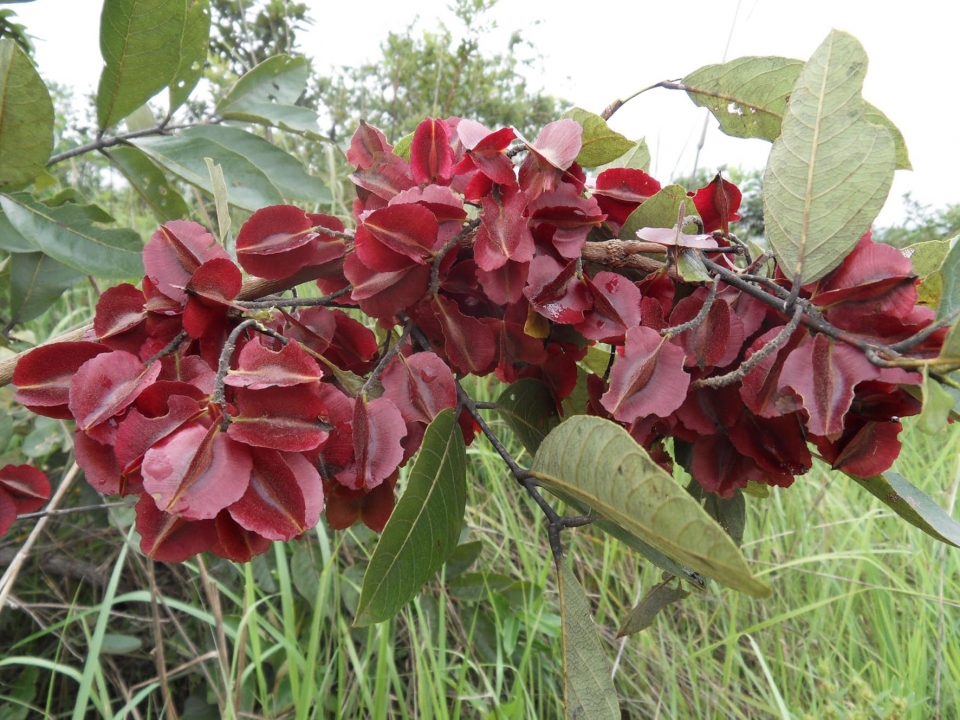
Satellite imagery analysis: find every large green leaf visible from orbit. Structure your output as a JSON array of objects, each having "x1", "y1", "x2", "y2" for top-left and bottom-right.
[
  {"x1": 683, "y1": 56, "x2": 803, "y2": 142},
  {"x1": 906, "y1": 238, "x2": 953, "y2": 309},
  {"x1": 557, "y1": 561, "x2": 620, "y2": 720},
  {"x1": 0, "y1": 193, "x2": 143, "y2": 278},
  {"x1": 134, "y1": 125, "x2": 328, "y2": 210},
  {"x1": 168, "y1": 0, "x2": 210, "y2": 112},
  {"x1": 8, "y1": 251, "x2": 83, "y2": 324},
  {"x1": 683, "y1": 55, "x2": 910, "y2": 171},
  {"x1": 96, "y1": 0, "x2": 186, "y2": 129},
  {"x1": 530, "y1": 416, "x2": 771, "y2": 597},
  {"x1": 0, "y1": 204, "x2": 35, "y2": 251},
  {"x1": 562, "y1": 107, "x2": 633, "y2": 168},
  {"x1": 762, "y1": 31, "x2": 896, "y2": 284},
  {"x1": 355, "y1": 409, "x2": 467, "y2": 626},
  {"x1": 105, "y1": 145, "x2": 188, "y2": 222},
  {"x1": 0, "y1": 38, "x2": 53, "y2": 186},
  {"x1": 501, "y1": 381, "x2": 700, "y2": 583},
  {"x1": 847, "y1": 471, "x2": 960, "y2": 547},
  {"x1": 619, "y1": 184, "x2": 697, "y2": 241},
  {"x1": 497, "y1": 378, "x2": 561, "y2": 455},
  {"x1": 596, "y1": 138, "x2": 650, "y2": 173}
]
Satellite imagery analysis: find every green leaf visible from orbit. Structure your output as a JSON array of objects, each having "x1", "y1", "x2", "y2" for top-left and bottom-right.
[
  {"x1": 557, "y1": 561, "x2": 620, "y2": 720},
  {"x1": 846, "y1": 470, "x2": 960, "y2": 547},
  {"x1": 446, "y1": 572, "x2": 515, "y2": 603},
  {"x1": 683, "y1": 56, "x2": 803, "y2": 142},
  {"x1": 355, "y1": 409, "x2": 467, "y2": 626},
  {"x1": 105, "y1": 146, "x2": 188, "y2": 222},
  {"x1": 168, "y1": 0, "x2": 209, "y2": 112},
  {"x1": 906, "y1": 238, "x2": 952, "y2": 309},
  {"x1": 619, "y1": 184, "x2": 697, "y2": 240},
  {"x1": 290, "y1": 545, "x2": 320, "y2": 607},
  {"x1": 0, "y1": 193, "x2": 143, "y2": 278},
  {"x1": 596, "y1": 138, "x2": 650, "y2": 172},
  {"x1": 530, "y1": 416, "x2": 771, "y2": 597},
  {"x1": 762, "y1": 31, "x2": 896, "y2": 284},
  {"x1": 683, "y1": 55, "x2": 910, "y2": 171},
  {"x1": 96, "y1": 0, "x2": 186, "y2": 129},
  {"x1": 0, "y1": 204, "x2": 36, "y2": 251},
  {"x1": 137, "y1": 125, "x2": 329, "y2": 208},
  {"x1": 393, "y1": 132, "x2": 414, "y2": 161},
  {"x1": 216, "y1": 55, "x2": 308, "y2": 113},
  {"x1": 918, "y1": 367, "x2": 954, "y2": 434},
  {"x1": 0, "y1": 38, "x2": 54, "y2": 186},
  {"x1": 215, "y1": 54, "x2": 322, "y2": 138},
  {"x1": 863, "y1": 102, "x2": 911, "y2": 171},
  {"x1": 935, "y1": 236, "x2": 960, "y2": 324},
  {"x1": 617, "y1": 576, "x2": 690, "y2": 637},
  {"x1": 123, "y1": 103, "x2": 155, "y2": 132},
  {"x1": 204, "y1": 157, "x2": 231, "y2": 246},
  {"x1": 99, "y1": 633, "x2": 142, "y2": 655},
  {"x1": 132, "y1": 131, "x2": 283, "y2": 212},
  {"x1": 562, "y1": 107, "x2": 634, "y2": 168},
  {"x1": 687, "y1": 482, "x2": 746, "y2": 545},
  {"x1": 8, "y1": 251, "x2": 83, "y2": 324},
  {"x1": 497, "y1": 378, "x2": 560, "y2": 455},
  {"x1": 443, "y1": 540, "x2": 482, "y2": 578}
]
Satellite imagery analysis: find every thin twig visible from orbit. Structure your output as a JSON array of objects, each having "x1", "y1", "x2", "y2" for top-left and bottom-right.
[
  {"x1": 430, "y1": 218, "x2": 480, "y2": 295},
  {"x1": 49, "y1": 121, "x2": 197, "y2": 166},
  {"x1": 662, "y1": 277, "x2": 720, "y2": 338},
  {"x1": 234, "y1": 286, "x2": 352, "y2": 310},
  {"x1": 359, "y1": 323, "x2": 412, "y2": 396}
]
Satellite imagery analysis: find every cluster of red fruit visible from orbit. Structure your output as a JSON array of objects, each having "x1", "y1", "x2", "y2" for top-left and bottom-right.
[{"x1": 7, "y1": 115, "x2": 941, "y2": 560}]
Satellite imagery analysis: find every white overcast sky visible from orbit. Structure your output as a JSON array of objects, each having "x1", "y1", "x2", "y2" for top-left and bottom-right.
[{"x1": 15, "y1": 0, "x2": 960, "y2": 227}]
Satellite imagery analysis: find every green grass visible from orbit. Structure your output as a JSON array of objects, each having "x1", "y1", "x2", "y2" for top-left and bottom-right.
[{"x1": 1, "y1": 368, "x2": 959, "y2": 718}]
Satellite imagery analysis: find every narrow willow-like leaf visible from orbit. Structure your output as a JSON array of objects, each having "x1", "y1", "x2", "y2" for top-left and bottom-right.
[
  {"x1": 497, "y1": 378, "x2": 560, "y2": 455},
  {"x1": 596, "y1": 138, "x2": 651, "y2": 172},
  {"x1": 0, "y1": 38, "x2": 54, "y2": 185},
  {"x1": 619, "y1": 184, "x2": 698, "y2": 240},
  {"x1": 846, "y1": 470, "x2": 960, "y2": 547},
  {"x1": 9, "y1": 251, "x2": 83, "y2": 325},
  {"x1": 168, "y1": 0, "x2": 210, "y2": 112},
  {"x1": 106, "y1": 146, "x2": 188, "y2": 222},
  {"x1": 0, "y1": 193, "x2": 143, "y2": 278},
  {"x1": 762, "y1": 31, "x2": 896, "y2": 284},
  {"x1": 530, "y1": 416, "x2": 771, "y2": 596},
  {"x1": 683, "y1": 55, "x2": 803, "y2": 142},
  {"x1": 204, "y1": 157, "x2": 231, "y2": 247},
  {"x1": 558, "y1": 561, "x2": 620, "y2": 720},
  {"x1": 355, "y1": 409, "x2": 466, "y2": 626},
  {"x1": 617, "y1": 577, "x2": 690, "y2": 637},
  {"x1": 562, "y1": 107, "x2": 633, "y2": 168},
  {"x1": 96, "y1": 0, "x2": 185, "y2": 129}
]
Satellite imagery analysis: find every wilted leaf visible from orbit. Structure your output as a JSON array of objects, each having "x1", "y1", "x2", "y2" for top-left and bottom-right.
[
  {"x1": 617, "y1": 577, "x2": 690, "y2": 637},
  {"x1": 96, "y1": 0, "x2": 186, "y2": 129},
  {"x1": 0, "y1": 38, "x2": 54, "y2": 185},
  {"x1": 846, "y1": 470, "x2": 960, "y2": 547},
  {"x1": 762, "y1": 31, "x2": 895, "y2": 284},
  {"x1": 530, "y1": 416, "x2": 771, "y2": 596},
  {"x1": 355, "y1": 409, "x2": 466, "y2": 626},
  {"x1": 0, "y1": 192, "x2": 144, "y2": 278},
  {"x1": 557, "y1": 561, "x2": 620, "y2": 720}
]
